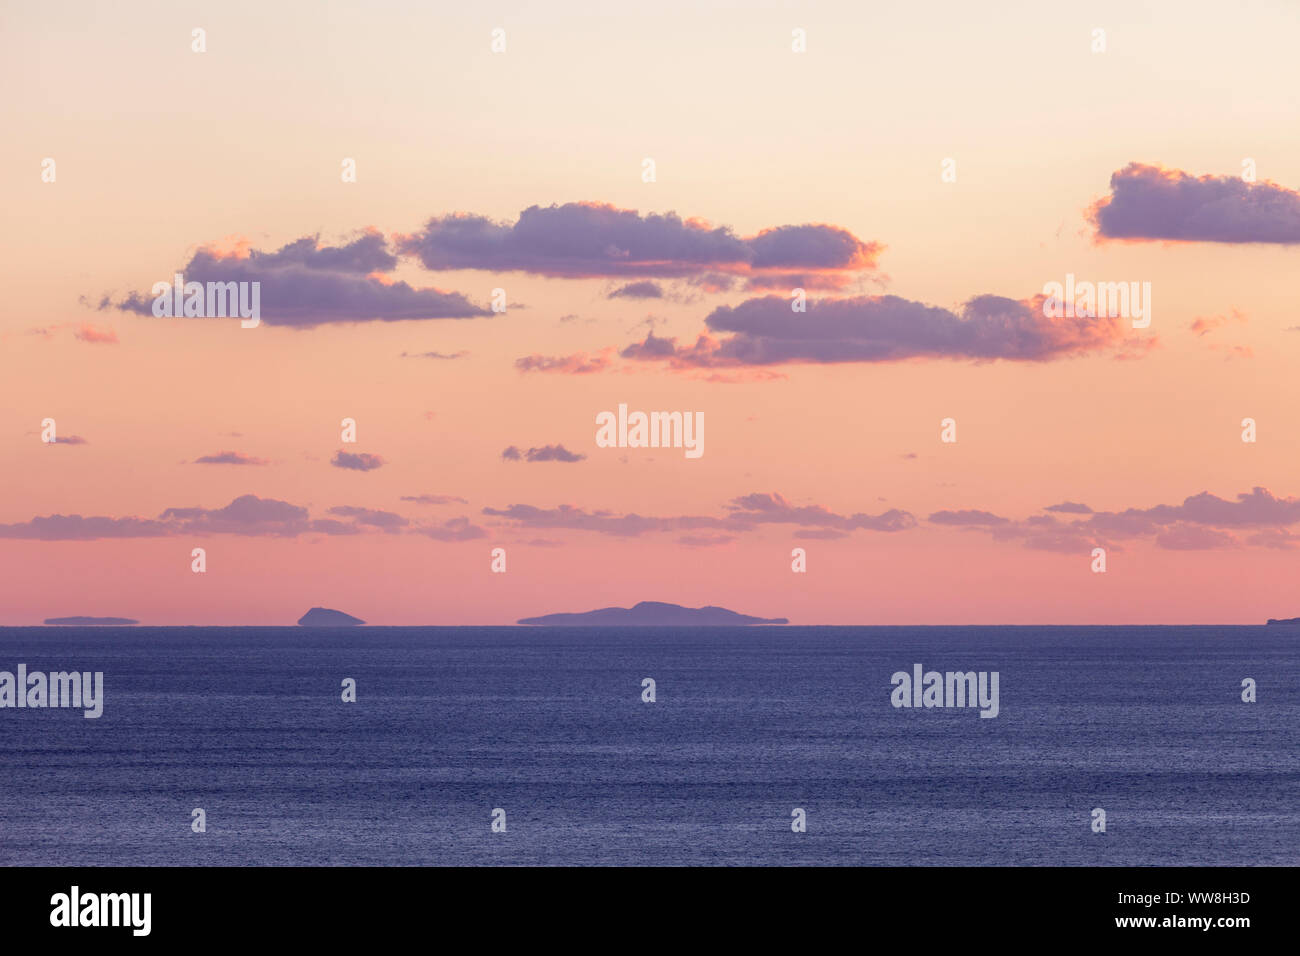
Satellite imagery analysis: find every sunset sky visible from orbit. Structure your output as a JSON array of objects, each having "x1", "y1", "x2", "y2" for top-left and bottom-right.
[{"x1": 3, "y1": 0, "x2": 1300, "y2": 624}]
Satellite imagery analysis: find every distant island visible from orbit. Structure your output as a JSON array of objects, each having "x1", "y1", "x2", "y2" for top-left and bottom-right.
[
  {"x1": 1266, "y1": 617, "x2": 1300, "y2": 625},
  {"x1": 518, "y1": 600, "x2": 788, "y2": 626},
  {"x1": 297, "y1": 607, "x2": 365, "y2": 626},
  {"x1": 44, "y1": 616, "x2": 138, "y2": 626}
]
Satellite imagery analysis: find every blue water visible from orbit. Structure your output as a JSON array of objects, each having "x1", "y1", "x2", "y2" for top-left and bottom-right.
[{"x1": 0, "y1": 626, "x2": 1296, "y2": 866}]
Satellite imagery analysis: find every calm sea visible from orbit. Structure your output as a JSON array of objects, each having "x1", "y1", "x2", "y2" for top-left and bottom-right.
[{"x1": 0, "y1": 625, "x2": 1296, "y2": 866}]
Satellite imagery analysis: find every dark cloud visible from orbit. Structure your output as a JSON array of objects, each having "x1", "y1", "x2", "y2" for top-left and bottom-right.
[
  {"x1": 400, "y1": 494, "x2": 468, "y2": 505},
  {"x1": 501, "y1": 444, "x2": 587, "y2": 463},
  {"x1": 1089, "y1": 163, "x2": 1300, "y2": 243},
  {"x1": 49, "y1": 435, "x2": 88, "y2": 445},
  {"x1": 621, "y1": 292, "x2": 1135, "y2": 368},
  {"x1": 608, "y1": 280, "x2": 664, "y2": 300},
  {"x1": 194, "y1": 450, "x2": 269, "y2": 466},
  {"x1": 397, "y1": 203, "x2": 880, "y2": 286},
  {"x1": 105, "y1": 234, "x2": 487, "y2": 327},
  {"x1": 331, "y1": 450, "x2": 385, "y2": 471},
  {"x1": 1044, "y1": 501, "x2": 1093, "y2": 514}
]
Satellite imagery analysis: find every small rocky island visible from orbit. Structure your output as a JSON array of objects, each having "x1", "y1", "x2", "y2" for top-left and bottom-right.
[
  {"x1": 518, "y1": 600, "x2": 788, "y2": 626},
  {"x1": 297, "y1": 607, "x2": 365, "y2": 626},
  {"x1": 1266, "y1": 617, "x2": 1300, "y2": 625},
  {"x1": 44, "y1": 616, "x2": 139, "y2": 626}
]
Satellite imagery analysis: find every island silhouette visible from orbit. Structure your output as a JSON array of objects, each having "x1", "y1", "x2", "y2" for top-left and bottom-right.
[
  {"x1": 44, "y1": 616, "x2": 139, "y2": 626},
  {"x1": 297, "y1": 607, "x2": 365, "y2": 626},
  {"x1": 518, "y1": 600, "x2": 788, "y2": 626}
]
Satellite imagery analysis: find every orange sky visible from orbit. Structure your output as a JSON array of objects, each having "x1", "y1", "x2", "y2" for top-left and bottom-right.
[{"x1": 3, "y1": 1, "x2": 1299, "y2": 624}]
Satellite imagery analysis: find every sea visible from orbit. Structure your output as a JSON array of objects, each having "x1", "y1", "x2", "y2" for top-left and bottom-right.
[{"x1": 0, "y1": 625, "x2": 1296, "y2": 866}]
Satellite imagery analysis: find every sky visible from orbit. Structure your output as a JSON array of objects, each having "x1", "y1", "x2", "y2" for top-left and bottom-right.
[{"x1": 2, "y1": 0, "x2": 1299, "y2": 625}]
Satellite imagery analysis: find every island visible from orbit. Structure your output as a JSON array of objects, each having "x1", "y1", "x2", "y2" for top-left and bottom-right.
[
  {"x1": 297, "y1": 607, "x2": 365, "y2": 626},
  {"x1": 44, "y1": 616, "x2": 139, "y2": 626},
  {"x1": 1266, "y1": 617, "x2": 1300, "y2": 625},
  {"x1": 518, "y1": 600, "x2": 788, "y2": 626}
]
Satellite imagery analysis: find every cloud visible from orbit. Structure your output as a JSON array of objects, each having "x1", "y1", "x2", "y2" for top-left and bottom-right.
[
  {"x1": 331, "y1": 450, "x2": 385, "y2": 471},
  {"x1": 481, "y1": 492, "x2": 914, "y2": 538},
  {"x1": 239, "y1": 231, "x2": 398, "y2": 272},
  {"x1": 48, "y1": 435, "x2": 88, "y2": 445},
  {"x1": 1189, "y1": 309, "x2": 1247, "y2": 336},
  {"x1": 307, "y1": 519, "x2": 362, "y2": 536},
  {"x1": 0, "y1": 494, "x2": 363, "y2": 540},
  {"x1": 1098, "y1": 486, "x2": 1300, "y2": 530},
  {"x1": 74, "y1": 322, "x2": 118, "y2": 344},
  {"x1": 726, "y1": 492, "x2": 916, "y2": 532},
  {"x1": 678, "y1": 534, "x2": 737, "y2": 547},
  {"x1": 1154, "y1": 524, "x2": 1238, "y2": 551},
  {"x1": 1089, "y1": 163, "x2": 1300, "y2": 243},
  {"x1": 0, "y1": 494, "x2": 484, "y2": 542},
  {"x1": 1246, "y1": 528, "x2": 1300, "y2": 550},
  {"x1": 28, "y1": 320, "x2": 118, "y2": 344},
  {"x1": 0, "y1": 514, "x2": 173, "y2": 540},
  {"x1": 481, "y1": 503, "x2": 714, "y2": 537},
  {"x1": 105, "y1": 233, "x2": 488, "y2": 327},
  {"x1": 194, "y1": 450, "x2": 269, "y2": 466},
  {"x1": 415, "y1": 516, "x2": 488, "y2": 541},
  {"x1": 326, "y1": 505, "x2": 409, "y2": 531},
  {"x1": 397, "y1": 202, "x2": 880, "y2": 287},
  {"x1": 400, "y1": 350, "x2": 469, "y2": 359},
  {"x1": 400, "y1": 494, "x2": 468, "y2": 505},
  {"x1": 501, "y1": 444, "x2": 587, "y2": 463},
  {"x1": 928, "y1": 509, "x2": 1010, "y2": 526},
  {"x1": 514, "y1": 349, "x2": 614, "y2": 374},
  {"x1": 955, "y1": 486, "x2": 1300, "y2": 553},
  {"x1": 620, "y1": 292, "x2": 1137, "y2": 369},
  {"x1": 608, "y1": 280, "x2": 664, "y2": 300},
  {"x1": 158, "y1": 495, "x2": 312, "y2": 536}
]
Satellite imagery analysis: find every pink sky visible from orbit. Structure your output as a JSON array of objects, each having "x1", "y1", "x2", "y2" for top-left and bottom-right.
[{"x1": 3, "y1": 1, "x2": 1300, "y2": 624}]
